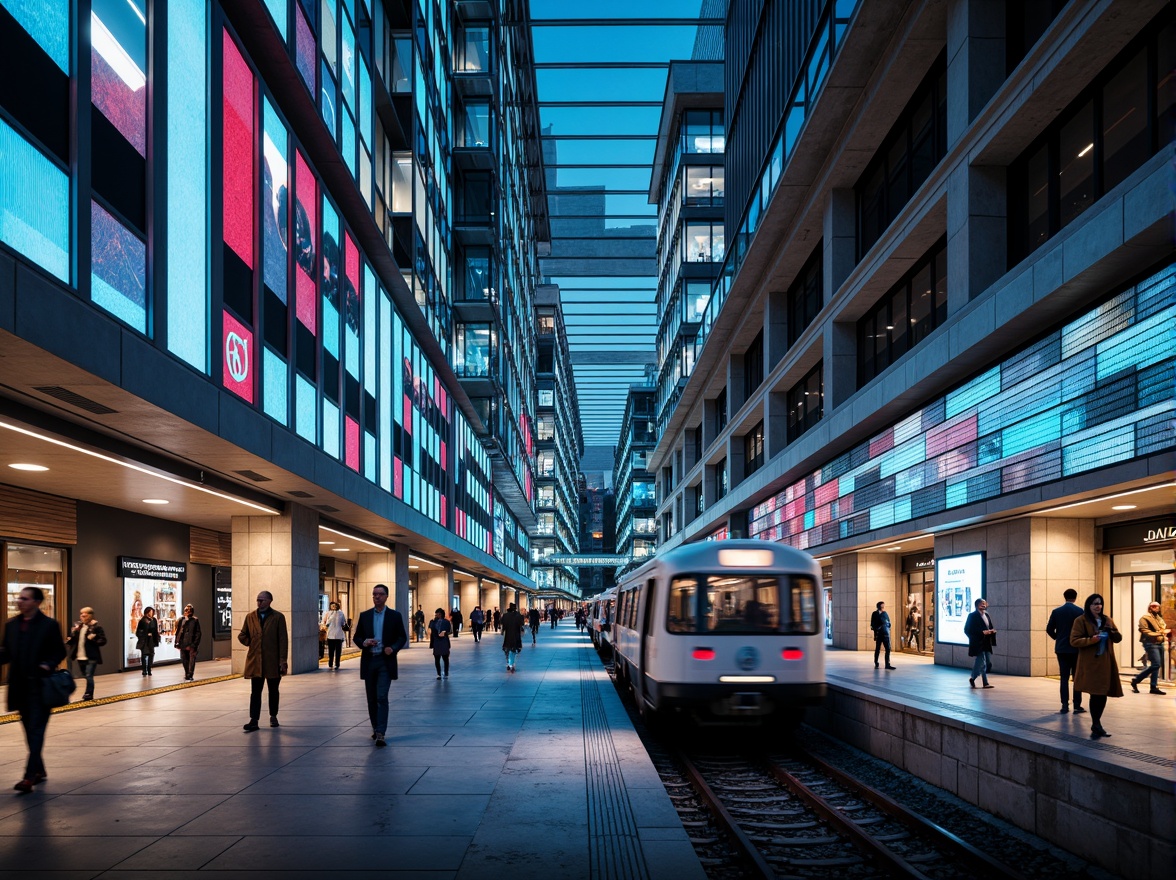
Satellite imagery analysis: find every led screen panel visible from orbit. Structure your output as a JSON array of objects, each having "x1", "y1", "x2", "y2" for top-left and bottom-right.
[{"x1": 935, "y1": 553, "x2": 985, "y2": 647}]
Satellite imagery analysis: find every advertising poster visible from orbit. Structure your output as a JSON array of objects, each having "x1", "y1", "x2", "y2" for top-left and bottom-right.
[
  {"x1": 121, "y1": 557, "x2": 186, "y2": 669},
  {"x1": 214, "y1": 567, "x2": 232, "y2": 639},
  {"x1": 935, "y1": 552, "x2": 985, "y2": 646}
]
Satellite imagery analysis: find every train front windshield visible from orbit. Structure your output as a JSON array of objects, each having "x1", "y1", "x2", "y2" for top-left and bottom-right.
[{"x1": 667, "y1": 574, "x2": 818, "y2": 635}]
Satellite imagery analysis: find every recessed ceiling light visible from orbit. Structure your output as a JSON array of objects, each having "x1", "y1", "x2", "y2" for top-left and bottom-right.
[
  {"x1": 142, "y1": 499, "x2": 169, "y2": 505},
  {"x1": 334, "y1": 548, "x2": 351, "y2": 552},
  {"x1": 8, "y1": 463, "x2": 48, "y2": 472},
  {"x1": 319, "y1": 541, "x2": 335, "y2": 545},
  {"x1": 1110, "y1": 504, "x2": 1137, "y2": 511}
]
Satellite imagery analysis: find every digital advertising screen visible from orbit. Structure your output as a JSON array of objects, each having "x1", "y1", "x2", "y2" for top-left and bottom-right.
[{"x1": 934, "y1": 552, "x2": 985, "y2": 646}]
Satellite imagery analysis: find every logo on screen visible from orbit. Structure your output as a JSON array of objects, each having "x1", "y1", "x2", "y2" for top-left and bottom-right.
[{"x1": 225, "y1": 332, "x2": 250, "y2": 383}]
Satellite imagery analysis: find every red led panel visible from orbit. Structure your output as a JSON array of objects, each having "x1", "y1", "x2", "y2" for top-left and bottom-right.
[
  {"x1": 294, "y1": 151, "x2": 317, "y2": 333},
  {"x1": 440, "y1": 497, "x2": 447, "y2": 528},
  {"x1": 393, "y1": 457, "x2": 403, "y2": 499},
  {"x1": 814, "y1": 478, "x2": 839, "y2": 506},
  {"x1": 222, "y1": 310, "x2": 254, "y2": 403},
  {"x1": 440, "y1": 440, "x2": 447, "y2": 472},
  {"x1": 926, "y1": 414, "x2": 977, "y2": 458},
  {"x1": 869, "y1": 429, "x2": 894, "y2": 457},
  {"x1": 345, "y1": 416, "x2": 360, "y2": 471},
  {"x1": 222, "y1": 30, "x2": 254, "y2": 268},
  {"x1": 344, "y1": 233, "x2": 359, "y2": 291}
]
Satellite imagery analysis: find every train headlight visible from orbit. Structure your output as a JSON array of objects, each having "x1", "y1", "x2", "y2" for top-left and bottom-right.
[
  {"x1": 781, "y1": 648, "x2": 805, "y2": 661},
  {"x1": 692, "y1": 647, "x2": 716, "y2": 660}
]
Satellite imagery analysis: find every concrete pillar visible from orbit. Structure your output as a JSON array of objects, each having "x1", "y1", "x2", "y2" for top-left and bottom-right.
[
  {"x1": 935, "y1": 518, "x2": 1095, "y2": 676},
  {"x1": 355, "y1": 549, "x2": 393, "y2": 616},
  {"x1": 231, "y1": 504, "x2": 319, "y2": 675},
  {"x1": 767, "y1": 390, "x2": 788, "y2": 458},
  {"x1": 765, "y1": 285, "x2": 788, "y2": 368},
  {"x1": 392, "y1": 544, "x2": 410, "y2": 620},
  {"x1": 418, "y1": 568, "x2": 452, "y2": 619},
  {"x1": 824, "y1": 188, "x2": 856, "y2": 296},
  {"x1": 457, "y1": 577, "x2": 479, "y2": 621},
  {"x1": 946, "y1": 0, "x2": 1005, "y2": 149},
  {"x1": 948, "y1": 163, "x2": 1006, "y2": 309},
  {"x1": 825, "y1": 319, "x2": 857, "y2": 410},
  {"x1": 831, "y1": 551, "x2": 899, "y2": 652}
]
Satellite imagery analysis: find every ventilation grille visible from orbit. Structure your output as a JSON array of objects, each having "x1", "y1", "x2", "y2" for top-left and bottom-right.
[
  {"x1": 235, "y1": 469, "x2": 272, "y2": 482},
  {"x1": 34, "y1": 386, "x2": 118, "y2": 415},
  {"x1": 288, "y1": 490, "x2": 314, "y2": 498},
  {"x1": 314, "y1": 504, "x2": 340, "y2": 513}
]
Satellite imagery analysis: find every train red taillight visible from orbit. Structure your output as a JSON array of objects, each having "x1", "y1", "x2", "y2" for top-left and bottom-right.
[
  {"x1": 781, "y1": 648, "x2": 804, "y2": 661},
  {"x1": 692, "y1": 648, "x2": 716, "y2": 661}
]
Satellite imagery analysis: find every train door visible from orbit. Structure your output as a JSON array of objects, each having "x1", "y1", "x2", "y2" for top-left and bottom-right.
[{"x1": 638, "y1": 577, "x2": 657, "y2": 703}]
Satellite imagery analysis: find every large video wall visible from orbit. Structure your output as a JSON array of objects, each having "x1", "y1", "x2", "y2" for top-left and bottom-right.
[{"x1": 750, "y1": 264, "x2": 1175, "y2": 548}]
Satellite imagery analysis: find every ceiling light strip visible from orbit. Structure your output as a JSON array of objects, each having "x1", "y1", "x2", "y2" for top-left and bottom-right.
[{"x1": 319, "y1": 525, "x2": 387, "y2": 551}]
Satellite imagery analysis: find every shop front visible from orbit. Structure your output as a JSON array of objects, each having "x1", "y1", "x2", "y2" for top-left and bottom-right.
[
  {"x1": 1104, "y1": 517, "x2": 1175, "y2": 678},
  {"x1": 901, "y1": 552, "x2": 935, "y2": 654}
]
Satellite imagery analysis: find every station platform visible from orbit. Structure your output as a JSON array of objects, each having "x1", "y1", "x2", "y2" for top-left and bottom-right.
[
  {"x1": 0, "y1": 624, "x2": 705, "y2": 880},
  {"x1": 811, "y1": 648, "x2": 1175, "y2": 878}
]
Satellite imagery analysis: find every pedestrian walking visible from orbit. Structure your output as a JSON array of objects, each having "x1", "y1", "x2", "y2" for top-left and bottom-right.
[
  {"x1": 66, "y1": 607, "x2": 107, "y2": 701},
  {"x1": 527, "y1": 606, "x2": 540, "y2": 644},
  {"x1": 470, "y1": 605, "x2": 485, "y2": 643},
  {"x1": 451, "y1": 606, "x2": 463, "y2": 638},
  {"x1": 501, "y1": 602, "x2": 524, "y2": 672},
  {"x1": 1129, "y1": 601, "x2": 1169, "y2": 695},
  {"x1": 492, "y1": 607, "x2": 501, "y2": 632},
  {"x1": 136, "y1": 607, "x2": 160, "y2": 676},
  {"x1": 353, "y1": 584, "x2": 408, "y2": 747},
  {"x1": 176, "y1": 604, "x2": 202, "y2": 681},
  {"x1": 964, "y1": 598, "x2": 996, "y2": 688},
  {"x1": 1045, "y1": 589, "x2": 1085, "y2": 713},
  {"x1": 550, "y1": 605, "x2": 558, "y2": 628},
  {"x1": 413, "y1": 605, "x2": 426, "y2": 642},
  {"x1": 1070, "y1": 593, "x2": 1123, "y2": 739},
  {"x1": 869, "y1": 601, "x2": 895, "y2": 669},
  {"x1": 0, "y1": 587, "x2": 67, "y2": 792},
  {"x1": 237, "y1": 591, "x2": 289, "y2": 731},
  {"x1": 429, "y1": 608, "x2": 452, "y2": 678},
  {"x1": 322, "y1": 601, "x2": 347, "y2": 669}
]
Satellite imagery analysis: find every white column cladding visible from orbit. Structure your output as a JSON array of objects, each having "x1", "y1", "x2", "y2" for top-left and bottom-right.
[
  {"x1": 231, "y1": 504, "x2": 320, "y2": 675},
  {"x1": 392, "y1": 544, "x2": 411, "y2": 620},
  {"x1": 356, "y1": 549, "x2": 394, "y2": 618},
  {"x1": 831, "y1": 552, "x2": 899, "y2": 652}
]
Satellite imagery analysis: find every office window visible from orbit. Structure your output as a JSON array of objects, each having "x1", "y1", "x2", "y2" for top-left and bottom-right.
[
  {"x1": 1009, "y1": 14, "x2": 1171, "y2": 264},
  {"x1": 715, "y1": 386, "x2": 727, "y2": 435},
  {"x1": 857, "y1": 54, "x2": 947, "y2": 258},
  {"x1": 685, "y1": 165, "x2": 724, "y2": 206},
  {"x1": 715, "y1": 457, "x2": 728, "y2": 500},
  {"x1": 685, "y1": 222, "x2": 724, "y2": 262},
  {"x1": 455, "y1": 323, "x2": 492, "y2": 377},
  {"x1": 1006, "y1": 0, "x2": 1069, "y2": 74},
  {"x1": 744, "y1": 420, "x2": 765, "y2": 477},
  {"x1": 858, "y1": 239, "x2": 947, "y2": 386},
  {"x1": 788, "y1": 246, "x2": 822, "y2": 347},
  {"x1": 744, "y1": 330, "x2": 764, "y2": 400},
  {"x1": 787, "y1": 363, "x2": 823, "y2": 444}
]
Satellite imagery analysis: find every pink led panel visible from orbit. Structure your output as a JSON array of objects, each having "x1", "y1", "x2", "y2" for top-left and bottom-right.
[
  {"x1": 345, "y1": 416, "x2": 359, "y2": 471},
  {"x1": 222, "y1": 30, "x2": 254, "y2": 268},
  {"x1": 294, "y1": 151, "x2": 317, "y2": 333},
  {"x1": 222, "y1": 310, "x2": 254, "y2": 403}
]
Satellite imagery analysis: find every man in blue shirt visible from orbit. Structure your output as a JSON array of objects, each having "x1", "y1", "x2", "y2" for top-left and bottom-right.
[{"x1": 353, "y1": 584, "x2": 408, "y2": 747}]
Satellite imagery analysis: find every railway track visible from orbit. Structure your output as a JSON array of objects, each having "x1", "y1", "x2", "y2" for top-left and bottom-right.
[{"x1": 653, "y1": 744, "x2": 1031, "y2": 880}]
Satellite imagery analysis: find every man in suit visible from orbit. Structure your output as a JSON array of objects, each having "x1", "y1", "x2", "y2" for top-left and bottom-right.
[
  {"x1": 353, "y1": 583, "x2": 408, "y2": 747},
  {"x1": 0, "y1": 587, "x2": 68, "y2": 791},
  {"x1": 237, "y1": 591, "x2": 289, "y2": 731},
  {"x1": 869, "y1": 601, "x2": 895, "y2": 669},
  {"x1": 964, "y1": 598, "x2": 997, "y2": 688},
  {"x1": 1045, "y1": 588, "x2": 1085, "y2": 713}
]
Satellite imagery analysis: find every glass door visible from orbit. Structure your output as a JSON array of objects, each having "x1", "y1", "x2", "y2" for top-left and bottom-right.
[
  {"x1": 4, "y1": 543, "x2": 67, "y2": 685},
  {"x1": 903, "y1": 569, "x2": 934, "y2": 654}
]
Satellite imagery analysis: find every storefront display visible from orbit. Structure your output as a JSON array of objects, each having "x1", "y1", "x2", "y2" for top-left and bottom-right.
[
  {"x1": 935, "y1": 552, "x2": 984, "y2": 646},
  {"x1": 120, "y1": 556, "x2": 186, "y2": 669}
]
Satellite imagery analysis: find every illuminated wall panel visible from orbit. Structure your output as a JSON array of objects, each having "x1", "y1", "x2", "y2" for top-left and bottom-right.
[
  {"x1": 750, "y1": 265, "x2": 1176, "y2": 549},
  {"x1": 263, "y1": 346, "x2": 288, "y2": 424},
  {"x1": 322, "y1": 200, "x2": 340, "y2": 356},
  {"x1": 294, "y1": 150, "x2": 317, "y2": 332},
  {"x1": 222, "y1": 30, "x2": 255, "y2": 269},
  {"x1": 91, "y1": 0, "x2": 146, "y2": 156},
  {"x1": 90, "y1": 200, "x2": 146, "y2": 331},
  {"x1": 295, "y1": 4, "x2": 315, "y2": 93},
  {"x1": 0, "y1": 119, "x2": 69, "y2": 282},
  {"x1": 222, "y1": 309, "x2": 254, "y2": 403},
  {"x1": 262, "y1": 0, "x2": 287, "y2": 39},
  {"x1": 167, "y1": 0, "x2": 209, "y2": 371},
  {"x1": 296, "y1": 373, "x2": 317, "y2": 443},
  {"x1": 262, "y1": 100, "x2": 289, "y2": 304},
  {"x1": 344, "y1": 233, "x2": 360, "y2": 378},
  {"x1": 1, "y1": 0, "x2": 69, "y2": 72}
]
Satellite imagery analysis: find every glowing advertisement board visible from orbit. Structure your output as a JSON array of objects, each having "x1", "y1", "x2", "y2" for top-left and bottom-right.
[{"x1": 935, "y1": 552, "x2": 985, "y2": 646}]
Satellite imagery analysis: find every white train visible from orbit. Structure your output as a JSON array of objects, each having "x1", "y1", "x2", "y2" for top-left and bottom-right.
[
  {"x1": 587, "y1": 586, "x2": 617, "y2": 652},
  {"x1": 611, "y1": 540, "x2": 825, "y2": 725}
]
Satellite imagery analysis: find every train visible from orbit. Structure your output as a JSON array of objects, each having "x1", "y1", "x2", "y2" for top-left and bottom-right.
[
  {"x1": 609, "y1": 540, "x2": 825, "y2": 726},
  {"x1": 587, "y1": 586, "x2": 616, "y2": 652}
]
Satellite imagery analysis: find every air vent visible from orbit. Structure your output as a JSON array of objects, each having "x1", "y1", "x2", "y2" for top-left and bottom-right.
[
  {"x1": 33, "y1": 386, "x2": 118, "y2": 415},
  {"x1": 314, "y1": 504, "x2": 340, "y2": 513},
  {"x1": 288, "y1": 490, "x2": 314, "y2": 498},
  {"x1": 235, "y1": 469, "x2": 272, "y2": 482}
]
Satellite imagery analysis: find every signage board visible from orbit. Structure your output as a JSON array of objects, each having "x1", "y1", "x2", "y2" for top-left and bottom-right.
[
  {"x1": 118, "y1": 557, "x2": 188, "y2": 581},
  {"x1": 213, "y1": 567, "x2": 232, "y2": 639},
  {"x1": 934, "y1": 552, "x2": 985, "y2": 646}
]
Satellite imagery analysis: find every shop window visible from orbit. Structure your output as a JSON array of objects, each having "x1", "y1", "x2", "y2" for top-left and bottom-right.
[
  {"x1": 787, "y1": 363, "x2": 823, "y2": 444},
  {"x1": 6, "y1": 544, "x2": 66, "y2": 625}
]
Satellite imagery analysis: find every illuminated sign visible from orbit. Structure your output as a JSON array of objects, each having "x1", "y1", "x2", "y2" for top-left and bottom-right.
[
  {"x1": 934, "y1": 552, "x2": 985, "y2": 646},
  {"x1": 222, "y1": 310, "x2": 254, "y2": 403},
  {"x1": 545, "y1": 554, "x2": 632, "y2": 566}
]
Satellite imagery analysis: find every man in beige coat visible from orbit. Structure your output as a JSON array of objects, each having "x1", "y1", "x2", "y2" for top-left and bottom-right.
[{"x1": 237, "y1": 591, "x2": 289, "y2": 732}]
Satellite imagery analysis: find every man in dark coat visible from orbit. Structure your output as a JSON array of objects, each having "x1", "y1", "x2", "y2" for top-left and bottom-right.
[
  {"x1": 0, "y1": 586, "x2": 67, "y2": 791},
  {"x1": 237, "y1": 591, "x2": 289, "y2": 731},
  {"x1": 353, "y1": 583, "x2": 408, "y2": 747},
  {"x1": 1045, "y1": 589, "x2": 1085, "y2": 713},
  {"x1": 501, "y1": 602, "x2": 524, "y2": 672},
  {"x1": 527, "y1": 606, "x2": 540, "y2": 644},
  {"x1": 869, "y1": 601, "x2": 895, "y2": 669},
  {"x1": 66, "y1": 606, "x2": 107, "y2": 700},
  {"x1": 964, "y1": 598, "x2": 997, "y2": 688}
]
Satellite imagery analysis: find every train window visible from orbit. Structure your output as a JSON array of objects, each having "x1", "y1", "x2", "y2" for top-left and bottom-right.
[
  {"x1": 782, "y1": 576, "x2": 818, "y2": 634},
  {"x1": 704, "y1": 576, "x2": 780, "y2": 633},
  {"x1": 666, "y1": 577, "x2": 698, "y2": 633}
]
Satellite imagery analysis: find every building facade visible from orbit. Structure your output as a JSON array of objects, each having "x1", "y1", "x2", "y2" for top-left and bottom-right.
[
  {"x1": 532, "y1": 284, "x2": 584, "y2": 602},
  {"x1": 650, "y1": 0, "x2": 1175, "y2": 675},
  {"x1": 0, "y1": 0, "x2": 558, "y2": 677},
  {"x1": 613, "y1": 384, "x2": 658, "y2": 564}
]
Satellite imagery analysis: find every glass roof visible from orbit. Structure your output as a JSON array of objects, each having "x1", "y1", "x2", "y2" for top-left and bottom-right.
[{"x1": 530, "y1": 2, "x2": 723, "y2": 449}]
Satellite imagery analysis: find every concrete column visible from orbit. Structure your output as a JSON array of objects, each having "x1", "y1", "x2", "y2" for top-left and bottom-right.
[
  {"x1": 765, "y1": 285, "x2": 789, "y2": 367},
  {"x1": 231, "y1": 504, "x2": 319, "y2": 675},
  {"x1": 948, "y1": 163, "x2": 1006, "y2": 309},
  {"x1": 766, "y1": 390, "x2": 788, "y2": 458},
  {"x1": 417, "y1": 568, "x2": 452, "y2": 619},
  {"x1": 935, "y1": 518, "x2": 1095, "y2": 676},
  {"x1": 824, "y1": 188, "x2": 856, "y2": 296},
  {"x1": 392, "y1": 544, "x2": 410, "y2": 620},
  {"x1": 355, "y1": 549, "x2": 393, "y2": 616},
  {"x1": 457, "y1": 577, "x2": 479, "y2": 621},
  {"x1": 831, "y1": 551, "x2": 898, "y2": 651},
  {"x1": 825, "y1": 319, "x2": 857, "y2": 410},
  {"x1": 946, "y1": 0, "x2": 1005, "y2": 148}
]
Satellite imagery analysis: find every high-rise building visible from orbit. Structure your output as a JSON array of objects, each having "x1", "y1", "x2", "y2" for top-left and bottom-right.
[
  {"x1": 533, "y1": 284, "x2": 584, "y2": 601},
  {"x1": 613, "y1": 383, "x2": 658, "y2": 563},
  {"x1": 0, "y1": 0, "x2": 561, "y2": 673},
  {"x1": 650, "y1": 0, "x2": 1174, "y2": 671}
]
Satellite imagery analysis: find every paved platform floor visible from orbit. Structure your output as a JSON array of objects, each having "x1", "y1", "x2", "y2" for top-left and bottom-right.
[
  {"x1": 825, "y1": 648, "x2": 1176, "y2": 777},
  {"x1": 0, "y1": 625, "x2": 704, "y2": 880}
]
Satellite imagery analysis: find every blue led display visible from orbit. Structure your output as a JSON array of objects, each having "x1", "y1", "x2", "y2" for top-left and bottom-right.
[
  {"x1": 0, "y1": 119, "x2": 69, "y2": 282},
  {"x1": 1, "y1": 0, "x2": 69, "y2": 73}
]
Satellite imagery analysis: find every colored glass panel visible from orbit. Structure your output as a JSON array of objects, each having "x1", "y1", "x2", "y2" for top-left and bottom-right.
[
  {"x1": 294, "y1": 150, "x2": 317, "y2": 333},
  {"x1": 323, "y1": 398, "x2": 339, "y2": 458},
  {"x1": 295, "y1": 373, "x2": 316, "y2": 442},
  {"x1": 91, "y1": 0, "x2": 146, "y2": 156},
  {"x1": 2, "y1": 0, "x2": 69, "y2": 73},
  {"x1": 167, "y1": 0, "x2": 209, "y2": 371},
  {"x1": 295, "y1": 3, "x2": 316, "y2": 93},
  {"x1": 344, "y1": 233, "x2": 359, "y2": 378},
  {"x1": 222, "y1": 30, "x2": 255, "y2": 268},
  {"x1": 262, "y1": 100, "x2": 289, "y2": 303},
  {"x1": 322, "y1": 200, "x2": 340, "y2": 356},
  {"x1": 90, "y1": 200, "x2": 146, "y2": 332},
  {"x1": 0, "y1": 119, "x2": 69, "y2": 282},
  {"x1": 345, "y1": 415, "x2": 359, "y2": 471},
  {"x1": 262, "y1": 0, "x2": 287, "y2": 39},
  {"x1": 263, "y1": 346, "x2": 288, "y2": 424}
]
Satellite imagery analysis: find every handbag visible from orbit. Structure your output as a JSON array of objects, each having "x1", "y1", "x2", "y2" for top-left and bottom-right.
[{"x1": 42, "y1": 669, "x2": 77, "y2": 708}]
